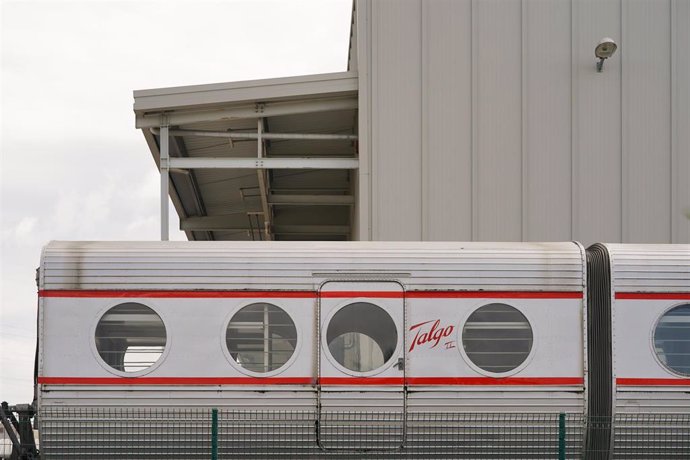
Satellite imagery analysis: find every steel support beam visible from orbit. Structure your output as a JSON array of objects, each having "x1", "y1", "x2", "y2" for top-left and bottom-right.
[
  {"x1": 160, "y1": 125, "x2": 169, "y2": 241},
  {"x1": 256, "y1": 118, "x2": 272, "y2": 240},
  {"x1": 268, "y1": 194, "x2": 354, "y2": 206},
  {"x1": 273, "y1": 225, "x2": 350, "y2": 235},
  {"x1": 180, "y1": 216, "x2": 349, "y2": 235},
  {"x1": 168, "y1": 157, "x2": 358, "y2": 170},
  {"x1": 136, "y1": 97, "x2": 357, "y2": 129},
  {"x1": 151, "y1": 127, "x2": 357, "y2": 141}
]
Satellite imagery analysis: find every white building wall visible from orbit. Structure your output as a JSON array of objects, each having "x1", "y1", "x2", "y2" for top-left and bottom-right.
[{"x1": 356, "y1": 0, "x2": 690, "y2": 245}]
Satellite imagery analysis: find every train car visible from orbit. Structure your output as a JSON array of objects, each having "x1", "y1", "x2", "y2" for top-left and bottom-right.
[
  {"x1": 32, "y1": 240, "x2": 689, "y2": 458},
  {"x1": 35, "y1": 240, "x2": 587, "y2": 457}
]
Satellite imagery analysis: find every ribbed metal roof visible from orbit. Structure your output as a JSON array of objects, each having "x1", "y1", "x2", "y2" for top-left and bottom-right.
[
  {"x1": 41, "y1": 241, "x2": 585, "y2": 292},
  {"x1": 605, "y1": 244, "x2": 690, "y2": 293}
]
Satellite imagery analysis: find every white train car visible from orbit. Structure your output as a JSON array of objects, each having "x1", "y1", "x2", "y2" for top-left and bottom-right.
[
  {"x1": 36, "y1": 240, "x2": 587, "y2": 457},
  {"x1": 605, "y1": 244, "x2": 690, "y2": 414},
  {"x1": 596, "y1": 244, "x2": 690, "y2": 457}
]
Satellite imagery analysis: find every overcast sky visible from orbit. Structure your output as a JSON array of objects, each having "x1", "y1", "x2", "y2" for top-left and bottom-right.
[{"x1": 1, "y1": 0, "x2": 352, "y2": 405}]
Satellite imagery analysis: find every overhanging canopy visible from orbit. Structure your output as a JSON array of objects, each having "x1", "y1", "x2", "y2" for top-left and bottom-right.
[{"x1": 133, "y1": 71, "x2": 358, "y2": 241}]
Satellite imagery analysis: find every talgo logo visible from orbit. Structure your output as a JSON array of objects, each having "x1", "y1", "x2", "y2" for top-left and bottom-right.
[{"x1": 408, "y1": 319, "x2": 455, "y2": 352}]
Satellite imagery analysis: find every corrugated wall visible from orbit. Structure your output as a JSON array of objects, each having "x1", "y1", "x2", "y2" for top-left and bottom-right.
[{"x1": 356, "y1": 0, "x2": 690, "y2": 245}]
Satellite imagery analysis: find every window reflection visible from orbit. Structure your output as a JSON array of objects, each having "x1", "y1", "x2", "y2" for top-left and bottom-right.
[
  {"x1": 226, "y1": 303, "x2": 297, "y2": 373},
  {"x1": 654, "y1": 304, "x2": 690, "y2": 376},
  {"x1": 462, "y1": 303, "x2": 533, "y2": 374},
  {"x1": 95, "y1": 303, "x2": 166, "y2": 373},
  {"x1": 327, "y1": 302, "x2": 397, "y2": 373}
]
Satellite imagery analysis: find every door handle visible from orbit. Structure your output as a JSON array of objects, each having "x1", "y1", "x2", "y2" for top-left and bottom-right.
[{"x1": 395, "y1": 357, "x2": 405, "y2": 371}]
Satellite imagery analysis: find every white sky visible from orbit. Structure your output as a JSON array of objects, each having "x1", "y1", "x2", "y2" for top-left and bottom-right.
[{"x1": 1, "y1": 0, "x2": 352, "y2": 404}]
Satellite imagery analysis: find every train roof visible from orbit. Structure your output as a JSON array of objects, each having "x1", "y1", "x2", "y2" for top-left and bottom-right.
[
  {"x1": 604, "y1": 243, "x2": 690, "y2": 293},
  {"x1": 39, "y1": 241, "x2": 585, "y2": 292}
]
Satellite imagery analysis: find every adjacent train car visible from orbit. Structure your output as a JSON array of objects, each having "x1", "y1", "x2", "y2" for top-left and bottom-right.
[
  {"x1": 597, "y1": 244, "x2": 690, "y2": 457},
  {"x1": 605, "y1": 244, "x2": 690, "y2": 413}
]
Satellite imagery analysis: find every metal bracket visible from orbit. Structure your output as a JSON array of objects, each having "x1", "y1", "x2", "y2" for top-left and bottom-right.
[
  {"x1": 396, "y1": 357, "x2": 405, "y2": 371},
  {"x1": 0, "y1": 402, "x2": 38, "y2": 460},
  {"x1": 159, "y1": 125, "x2": 170, "y2": 241}
]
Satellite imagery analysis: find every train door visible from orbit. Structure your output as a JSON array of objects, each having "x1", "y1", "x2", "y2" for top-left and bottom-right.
[{"x1": 317, "y1": 280, "x2": 406, "y2": 452}]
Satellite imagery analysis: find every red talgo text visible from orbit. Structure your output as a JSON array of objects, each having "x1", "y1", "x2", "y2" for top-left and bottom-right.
[{"x1": 409, "y1": 319, "x2": 454, "y2": 352}]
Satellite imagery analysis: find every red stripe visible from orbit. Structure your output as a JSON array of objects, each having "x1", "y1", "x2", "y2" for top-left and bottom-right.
[
  {"x1": 616, "y1": 292, "x2": 690, "y2": 300},
  {"x1": 320, "y1": 291, "x2": 403, "y2": 298},
  {"x1": 38, "y1": 377, "x2": 315, "y2": 385},
  {"x1": 617, "y1": 378, "x2": 690, "y2": 386},
  {"x1": 39, "y1": 290, "x2": 317, "y2": 299},
  {"x1": 39, "y1": 376, "x2": 583, "y2": 386},
  {"x1": 320, "y1": 377, "x2": 404, "y2": 385},
  {"x1": 406, "y1": 377, "x2": 584, "y2": 386},
  {"x1": 40, "y1": 289, "x2": 582, "y2": 300},
  {"x1": 407, "y1": 291, "x2": 583, "y2": 299}
]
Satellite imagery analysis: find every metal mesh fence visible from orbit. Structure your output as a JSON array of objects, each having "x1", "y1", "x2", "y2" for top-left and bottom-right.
[
  {"x1": 15, "y1": 408, "x2": 689, "y2": 459},
  {"x1": 613, "y1": 414, "x2": 690, "y2": 459}
]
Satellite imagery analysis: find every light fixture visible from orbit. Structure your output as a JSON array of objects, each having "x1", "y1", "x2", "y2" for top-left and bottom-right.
[{"x1": 595, "y1": 38, "x2": 617, "y2": 72}]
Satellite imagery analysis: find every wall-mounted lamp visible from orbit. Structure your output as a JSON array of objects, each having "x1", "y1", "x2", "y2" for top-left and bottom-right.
[{"x1": 595, "y1": 37, "x2": 617, "y2": 72}]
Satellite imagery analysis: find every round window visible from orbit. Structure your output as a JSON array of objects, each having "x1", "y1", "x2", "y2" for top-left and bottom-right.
[
  {"x1": 226, "y1": 303, "x2": 297, "y2": 373},
  {"x1": 462, "y1": 303, "x2": 533, "y2": 374},
  {"x1": 654, "y1": 304, "x2": 690, "y2": 376},
  {"x1": 95, "y1": 302, "x2": 167, "y2": 373},
  {"x1": 326, "y1": 302, "x2": 398, "y2": 373}
]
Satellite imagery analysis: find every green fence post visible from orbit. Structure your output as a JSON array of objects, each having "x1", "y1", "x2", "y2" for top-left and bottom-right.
[
  {"x1": 558, "y1": 412, "x2": 566, "y2": 460},
  {"x1": 211, "y1": 408, "x2": 218, "y2": 460}
]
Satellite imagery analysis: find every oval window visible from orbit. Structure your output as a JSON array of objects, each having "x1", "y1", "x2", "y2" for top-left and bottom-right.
[
  {"x1": 226, "y1": 303, "x2": 297, "y2": 373},
  {"x1": 462, "y1": 303, "x2": 533, "y2": 374},
  {"x1": 326, "y1": 302, "x2": 398, "y2": 373},
  {"x1": 95, "y1": 303, "x2": 167, "y2": 373},
  {"x1": 654, "y1": 304, "x2": 690, "y2": 376}
]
